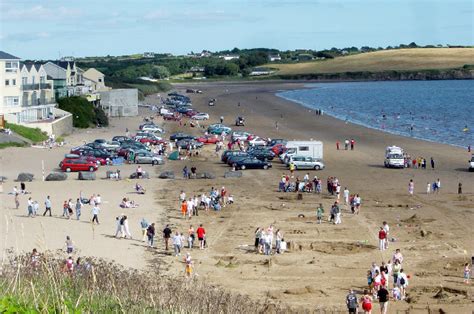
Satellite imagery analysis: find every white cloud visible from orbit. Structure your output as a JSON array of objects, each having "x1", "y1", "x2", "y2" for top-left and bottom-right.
[{"x1": 1, "y1": 4, "x2": 82, "y2": 21}]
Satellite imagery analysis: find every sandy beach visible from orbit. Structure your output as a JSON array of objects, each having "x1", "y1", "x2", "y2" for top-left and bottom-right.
[{"x1": 1, "y1": 81, "x2": 473, "y2": 312}]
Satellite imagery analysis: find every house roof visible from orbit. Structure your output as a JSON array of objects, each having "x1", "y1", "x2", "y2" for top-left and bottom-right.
[
  {"x1": 52, "y1": 60, "x2": 75, "y2": 70},
  {"x1": 43, "y1": 62, "x2": 67, "y2": 79},
  {"x1": 22, "y1": 62, "x2": 42, "y2": 72},
  {"x1": 83, "y1": 68, "x2": 105, "y2": 83},
  {"x1": 0, "y1": 51, "x2": 20, "y2": 60}
]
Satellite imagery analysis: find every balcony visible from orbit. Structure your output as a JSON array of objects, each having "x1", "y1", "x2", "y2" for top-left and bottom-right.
[
  {"x1": 22, "y1": 97, "x2": 56, "y2": 107},
  {"x1": 21, "y1": 83, "x2": 52, "y2": 91}
]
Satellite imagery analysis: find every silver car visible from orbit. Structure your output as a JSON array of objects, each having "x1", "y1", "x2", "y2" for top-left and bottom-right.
[
  {"x1": 134, "y1": 152, "x2": 164, "y2": 165},
  {"x1": 288, "y1": 156, "x2": 325, "y2": 170}
]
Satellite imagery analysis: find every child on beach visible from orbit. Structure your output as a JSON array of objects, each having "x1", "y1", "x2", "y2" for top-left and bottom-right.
[
  {"x1": 65, "y1": 236, "x2": 74, "y2": 254},
  {"x1": 316, "y1": 203, "x2": 324, "y2": 224},
  {"x1": 464, "y1": 263, "x2": 471, "y2": 284}
]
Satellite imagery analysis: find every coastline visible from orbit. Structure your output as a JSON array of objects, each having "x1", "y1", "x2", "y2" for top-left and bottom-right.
[{"x1": 275, "y1": 84, "x2": 472, "y2": 149}]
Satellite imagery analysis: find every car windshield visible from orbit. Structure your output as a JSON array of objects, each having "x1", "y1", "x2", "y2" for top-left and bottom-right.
[{"x1": 389, "y1": 154, "x2": 403, "y2": 159}]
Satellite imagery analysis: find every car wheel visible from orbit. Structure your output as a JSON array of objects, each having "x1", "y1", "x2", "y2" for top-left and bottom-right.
[
  {"x1": 241, "y1": 165, "x2": 246, "y2": 170},
  {"x1": 89, "y1": 166, "x2": 95, "y2": 172},
  {"x1": 66, "y1": 168, "x2": 71, "y2": 172},
  {"x1": 314, "y1": 165, "x2": 320, "y2": 170},
  {"x1": 152, "y1": 160, "x2": 157, "y2": 166},
  {"x1": 263, "y1": 165, "x2": 268, "y2": 170}
]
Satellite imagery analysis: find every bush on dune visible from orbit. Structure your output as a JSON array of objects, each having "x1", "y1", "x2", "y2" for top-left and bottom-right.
[
  {"x1": 0, "y1": 252, "x2": 283, "y2": 313},
  {"x1": 57, "y1": 96, "x2": 108, "y2": 128}
]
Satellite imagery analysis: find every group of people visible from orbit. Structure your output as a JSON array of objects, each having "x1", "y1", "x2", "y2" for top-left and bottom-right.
[
  {"x1": 179, "y1": 187, "x2": 234, "y2": 218},
  {"x1": 254, "y1": 225, "x2": 285, "y2": 255},
  {"x1": 336, "y1": 138, "x2": 356, "y2": 150},
  {"x1": 406, "y1": 156, "x2": 435, "y2": 169},
  {"x1": 347, "y1": 249, "x2": 409, "y2": 313}
]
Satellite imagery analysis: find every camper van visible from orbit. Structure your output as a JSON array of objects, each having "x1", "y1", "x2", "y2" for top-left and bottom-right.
[
  {"x1": 281, "y1": 141, "x2": 323, "y2": 164},
  {"x1": 384, "y1": 146, "x2": 404, "y2": 168}
]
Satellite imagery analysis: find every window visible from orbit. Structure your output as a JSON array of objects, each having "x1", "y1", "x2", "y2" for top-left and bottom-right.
[
  {"x1": 31, "y1": 76, "x2": 35, "y2": 84},
  {"x1": 5, "y1": 61, "x2": 19, "y2": 73},
  {"x1": 299, "y1": 146, "x2": 309, "y2": 151},
  {"x1": 12, "y1": 79, "x2": 16, "y2": 86},
  {"x1": 4, "y1": 97, "x2": 19, "y2": 106},
  {"x1": 22, "y1": 77, "x2": 27, "y2": 85},
  {"x1": 5, "y1": 79, "x2": 9, "y2": 86},
  {"x1": 40, "y1": 76, "x2": 45, "y2": 84}
]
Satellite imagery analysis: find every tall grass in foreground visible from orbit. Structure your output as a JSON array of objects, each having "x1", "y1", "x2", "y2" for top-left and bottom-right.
[{"x1": 0, "y1": 251, "x2": 282, "y2": 313}]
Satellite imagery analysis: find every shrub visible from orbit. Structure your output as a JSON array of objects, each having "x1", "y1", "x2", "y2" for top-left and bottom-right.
[{"x1": 57, "y1": 96, "x2": 108, "y2": 128}]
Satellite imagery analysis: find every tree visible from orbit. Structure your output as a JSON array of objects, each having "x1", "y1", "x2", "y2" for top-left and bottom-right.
[{"x1": 151, "y1": 65, "x2": 170, "y2": 79}]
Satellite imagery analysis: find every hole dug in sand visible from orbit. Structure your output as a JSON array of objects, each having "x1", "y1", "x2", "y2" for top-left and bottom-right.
[{"x1": 309, "y1": 241, "x2": 377, "y2": 255}]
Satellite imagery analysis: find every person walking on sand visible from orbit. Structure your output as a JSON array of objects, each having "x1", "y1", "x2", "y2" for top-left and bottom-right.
[
  {"x1": 65, "y1": 236, "x2": 74, "y2": 254},
  {"x1": 188, "y1": 225, "x2": 195, "y2": 249},
  {"x1": 43, "y1": 196, "x2": 52, "y2": 216},
  {"x1": 196, "y1": 224, "x2": 206, "y2": 250},
  {"x1": 316, "y1": 203, "x2": 324, "y2": 224},
  {"x1": 172, "y1": 231, "x2": 182, "y2": 256},
  {"x1": 344, "y1": 139, "x2": 349, "y2": 150},
  {"x1": 430, "y1": 157, "x2": 435, "y2": 169},
  {"x1": 378, "y1": 227, "x2": 387, "y2": 251},
  {"x1": 75, "y1": 198, "x2": 82, "y2": 220},
  {"x1": 91, "y1": 204, "x2": 100, "y2": 224},
  {"x1": 62, "y1": 200, "x2": 69, "y2": 218},
  {"x1": 435, "y1": 178, "x2": 441, "y2": 193},
  {"x1": 382, "y1": 221, "x2": 390, "y2": 249},
  {"x1": 163, "y1": 224, "x2": 172, "y2": 250},
  {"x1": 140, "y1": 218, "x2": 149, "y2": 242},
  {"x1": 350, "y1": 139, "x2": 355, "y2": 150},
  {"x1": 27, "y1": 197, "x2": 34, "y2": 217},
  {"x1": 408, "y1": 179, "x2": 414, "y2": 196},
  {"x1": 343, "y1": 187, "x2": 350, "y2": 205},
  {"x1": 147, "y1": 223, "x2": 156, "y2": 247},
  {"x1": 181, "y1": 200, "x2": 187, "y2": 219},
  {"x1": 360, "y1": 290, "x2": 373, "y2": 313},
  {"x1": 463, "y1": 263, "x2": 471, "y2": 284},
  {"x1": 336, "y1": 140, "x2": 340, "y2": 150},
  {"x1": 377, "y1": 285, "x2": 390, "y2": 314},
  {"x1": 346, "y1": 289, "x2": 358, "y2": 314},
  {"x1": 426, "y1": 182, "x2": 431, "y2": 194},
  {"x1": 14, "y1": 188, "x2": 20, "y2": 209},
  {"x1": 458, "y1": 182, "x2": 463, "y2": 194},
  {"x1": 396, "y1": 269, "x2": 408, "y2": 299},
  {"x1": 184, "y1": 252, "x2": 193, "y2": 278}
]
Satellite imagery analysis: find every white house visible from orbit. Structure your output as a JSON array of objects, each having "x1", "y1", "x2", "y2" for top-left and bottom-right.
[
  {"x1": 269, "y1": 54, "x2": 282, "y2": 62},
  {"x1": 219, "y1": 54, "x2": 240, "y2": 61},
  {"x1": 83, "y1": 68, "x2": 109, "y2": 92},
  {"x1": 19, "y1": 62, "x2": 56, "y2": 122},
  {"x1": 0, "y1": 51, "x2": 22, "y2": 122}
]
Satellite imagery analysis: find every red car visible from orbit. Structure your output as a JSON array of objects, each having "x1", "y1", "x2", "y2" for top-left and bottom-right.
[
  {"x1": 196, "y1": 135, "x2": 220, "y2": 144},
  {"x1": 65, "y1": 153, "x2": 107, "y2": 166},
  {"x1": 163, "y1": 113, "x2": 182, "y2": 121},
  {"x1": 60, "y1": 158, "x2": 99, "y2": 172},
  {"x1": 185, "y1": 110, "x2": 199, "y2": 117},
  {"x1": 271, "y1": 143, "x2": 286, "y2": 155}
]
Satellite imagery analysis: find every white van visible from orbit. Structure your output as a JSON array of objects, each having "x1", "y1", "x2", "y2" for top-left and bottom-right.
[
  {"x1": 281, "y1": 141, "x2": 323, "y2": 164},
  {"x1": 384, "y1": 146, "x2": 404, "y2": 168},
  {"x1": 469, "y1": 154, "x2": 474, "y2": 172}
]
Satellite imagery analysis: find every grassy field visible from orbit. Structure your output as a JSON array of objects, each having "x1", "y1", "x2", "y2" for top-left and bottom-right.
[
  {"x1": 266, "y1": 48, "x2": 474, "y2": 75},
  {"x1": 5, "y1": 122, "x2": 48, "y2": 143}
]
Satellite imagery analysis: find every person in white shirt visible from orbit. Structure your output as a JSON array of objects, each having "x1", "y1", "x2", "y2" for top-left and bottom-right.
[
  {"x1": 392, "y1": 249, "x2": 404, "y2": 265},
  {"x1": 382, "y1": 221, "x2": 390, "y2": 249},
  {"x1": 91, "y1": 205, "x2": 100, "y2": 224},
  {"x1": 27, "y1": 197, "x2": 34, "y2": 217},
  {"x1": 179, "y1": 191, "x2": 186, "y2": 202},
  {"x1": 173, "y1": 232, "x2": 183, "y2": 256},
  {"x1": 396, "y1": 269, "x2": 408, "y2": 299},
  {"x1": 96, "y1": 194, "x2": 102, "y2": 205},
  {"x1": 186, "y1": 199, "x2": 194, "y2": 219},
  {"x1": 343, "y1": 187, "x2": 350, "y2": 205}
]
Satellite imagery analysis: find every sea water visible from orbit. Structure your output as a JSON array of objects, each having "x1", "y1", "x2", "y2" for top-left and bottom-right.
[{"x1": 277, "y1": 80, "x2": 473, "y2": 148}]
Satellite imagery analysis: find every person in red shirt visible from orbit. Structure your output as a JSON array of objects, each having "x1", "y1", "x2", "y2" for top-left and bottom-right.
[
  {"x1": 336, "y1": 140, "x2": 340, "y2": 150},
  {"x1": 350, "y1": 139, "x2": 355, "y2": 150},
  {"x1": 378, "y1": 227, "x2": 387, "y2": 251},
  {"x1": 196, "y1": 224, "x2": 206, "y2": 249}
]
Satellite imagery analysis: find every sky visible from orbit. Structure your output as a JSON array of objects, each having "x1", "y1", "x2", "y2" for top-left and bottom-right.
[{"x1": 0, "y1": 0, "x2": 472, "y2": 60}]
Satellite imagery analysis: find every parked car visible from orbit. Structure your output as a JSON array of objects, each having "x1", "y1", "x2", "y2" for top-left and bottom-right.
[
  {"x1": 208, "y1": 125, "x2": 232, "y2": 135},
  {"x1": 163, "y1": 113, "x2": 182, "y2": 121},
  {"x1": 185, "y1": 110, "x2": 199, "y2": 117},
  {"x1": 235, "y1": 116, "x2": 245, "y2": 126},
  {"x1": 170, "y1": 133, "x2": 196, "y2": 141},
  {"x1": 134, "y1": 152, "x2": 164, "y2": 165},
  {"x1": 221, "y1": 150, "x2": 248, "y2": 163},
  {"x1": 139, "y1": 122, "x2": 156, "y2": 130},
  {"x1": 64, "y1": 153, "x2": 107, "y2": 166},
  {"x1": 231, "y1": 131, "x2": 253, "y2": 142},
  {"x1": 196, "y1": 135, "x2": 219, "y2": 144},
  {"x1": 232, "y1": 157, "x2": 272, "y2": 170},
  {"x1": 176, "y1": 106, "x2": 194, "y2": 114},
  {"x1": 60, "y1": 158, "x2": 99, "y2": 172},
  {"x1": 271, "y1": 143, "x2": 287, "y2": 155},
  {"x1": 81, "y1": 149, "x2": 113, "y2": 160},
  {"x1": 226, "y1": 154, "x2": 250, "y2": 165},
  {"x1": 97, "y1": 140, "x2": 121, "y2": 150},
  {"x1": 141, "y1": 124, "x2": 165, "y2": 133},
  {"x1": 249, "y1": 149, "x2": 275, "y2": 161},
  {"x1": 192, "y1": 113, "x2": 210, "y2": 120},
  {"x1": 112, "y1": 135, "x2": 129, "y2": 143},
  {"x1": 248, "y1": 136, "x2": 267, "y2": 146},
  {"x1": 288, "y1": 156, "x2": 325, "y2": 170},
  {"x1": 268, "y1": 139, "x2": 287, "y2": 147},
  {"x1": 176, "y1": 139, "x2": 204, "y2": 149},
  {"x1": 208, "y1": 98, "x2": 216, "y2": 106}
]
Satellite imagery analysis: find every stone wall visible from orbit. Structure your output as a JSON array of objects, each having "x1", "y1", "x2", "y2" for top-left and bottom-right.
[{"x1": 24, "y1": 108, "x2": 72, "y2": 136}]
